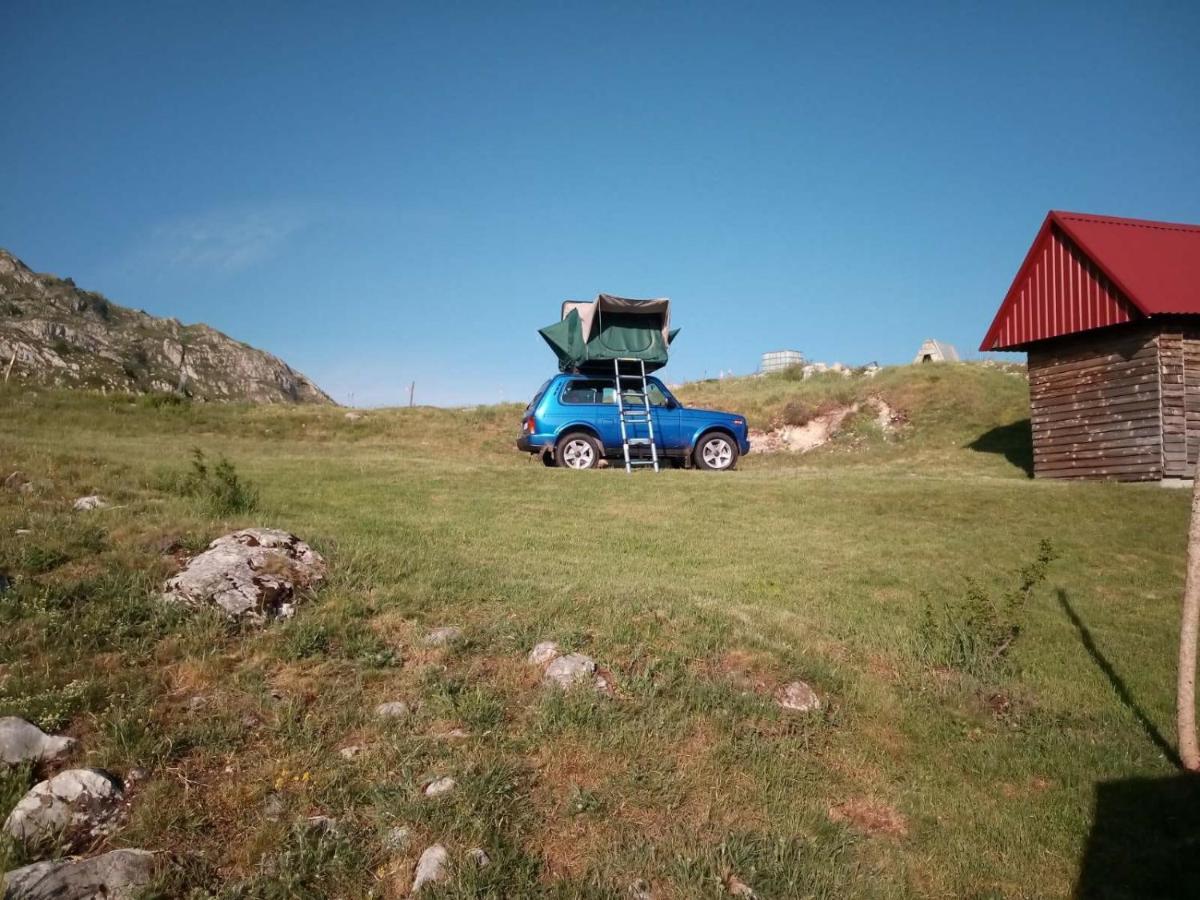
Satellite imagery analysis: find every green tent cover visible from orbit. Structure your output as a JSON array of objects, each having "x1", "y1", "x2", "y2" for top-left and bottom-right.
[{"x1": 538, "y1": 294, "x2": 680, "y2": 373}]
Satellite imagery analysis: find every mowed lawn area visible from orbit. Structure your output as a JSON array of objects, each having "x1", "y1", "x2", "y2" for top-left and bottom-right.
[{"x1": 1, "y1": 365, "x2": 1194, "y2": 898}]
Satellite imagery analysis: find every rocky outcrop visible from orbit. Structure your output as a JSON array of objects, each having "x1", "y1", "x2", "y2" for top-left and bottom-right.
[
  {"x1": 0, "y1": 249, "x2": 331, "y2": 404},
  {"x1": 2, "y1": 849, "x2": 156, "y2": 900},
  {"x1": 0, "y1": 717, "x2": 75, "y2": 767},
  {"x1": 3, "y1": 769, "x2": 124, "y2": 856},
  {"x1": 161, "y1": 528, "x2": 326, "y2": 623}
]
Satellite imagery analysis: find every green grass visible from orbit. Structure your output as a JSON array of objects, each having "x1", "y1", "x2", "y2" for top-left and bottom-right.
[{"x1": 0, "y1": 364, "x2": 1193, "y2": 898}]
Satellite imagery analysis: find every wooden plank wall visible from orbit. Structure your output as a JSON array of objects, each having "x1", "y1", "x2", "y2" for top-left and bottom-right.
[
  {"x1": 1027, "y1": 324, "x2": 1163, "y2": 480},
  {"x1": 1182, "y1": 330, "x2": 1200, "y2": 476},
  {"x1": 1159, "y1": 331, "x2": 1188, "y2": 478}
]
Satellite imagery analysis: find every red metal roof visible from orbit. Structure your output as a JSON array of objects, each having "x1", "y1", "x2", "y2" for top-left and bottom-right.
[{"x1": 980, "y1": 211, "x2": 1200, "y2": 351}]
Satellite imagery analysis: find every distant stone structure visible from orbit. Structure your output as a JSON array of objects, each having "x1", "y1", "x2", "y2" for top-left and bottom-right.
[
  {"x1": 760, "y1": 349, "x2": 805, "y2": 373},
  {"x1": 913, "y1": 339, "x2": 960, "y2": 363}
]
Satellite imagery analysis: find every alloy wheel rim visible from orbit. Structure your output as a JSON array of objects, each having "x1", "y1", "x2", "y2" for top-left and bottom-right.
[
  {"x1": 703, "y1": 438, "x2": 732, "y2": 468},
  {"x1": 563, "y1": 439, "x2": 594, "y2": 469}
]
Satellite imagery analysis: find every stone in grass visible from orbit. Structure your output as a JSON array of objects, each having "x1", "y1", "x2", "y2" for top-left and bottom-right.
[
  {"x1": 776, "y1": 680, "x2": 822, "y2": 713},
  {"x1": 724, "y1": 873, "x2": 757, "y2": 897},
  {"x1": 423, "y1": 626, "x2": 463, "y2": 647},
  {"x1": 161, "y1": 528, "x2": 326, "y2": 623},
  {"x1": 374, "y1": 701, "x2": 411, "y2": 720},
  {"x1": 628, "y1": 879, "x2": 653, "y2": 899},
  {"x1": 423, "y1": 776, "x2": 457, "y2": 798},
  {"x1": 527, "y1": 641, "x2": 562, "y2": 667},
  {"x1": 4, "y1": 471, "x2": 32, "y2": 493},
  {"x1": 2, "y1": 848, "x2": 156, "y2": 900},
  {"x1": 339, "y1": 744, "x2": 369, "y2": 760},
  {"x1": 542, "y1": 653, "x2": 597, "y2": 690},
  {"x1": 467, "y1": 847, "x2": 491, "y2": 867},
  {"x1": 0, "y1": 717, "x2": 75, "y2": 767},
  {"x1": 4, "y1": 768, "x2": 124, "y2": 856},
  {"x1": 412, "y1": 844, "x2": 449, "y2": 893},
  {"x1": 72, "y1": 495, "x2": 108, "y2": 511},
  {"x1": 383, "y1": 825, "x2": 410, "y2": 852}
]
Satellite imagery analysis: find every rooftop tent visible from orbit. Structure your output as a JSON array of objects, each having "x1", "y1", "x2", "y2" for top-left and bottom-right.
[{"x1": 538, "y1": 294, "x2": 680, "y2": 373}]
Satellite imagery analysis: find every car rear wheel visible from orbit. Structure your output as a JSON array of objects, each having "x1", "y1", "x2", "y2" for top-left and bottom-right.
[
  {"x1": 694, "y1": 433, "x2": 738, "y2": 471},
  {"x1": 557, "y1": 432, "x2": 601, "y2": 470}
]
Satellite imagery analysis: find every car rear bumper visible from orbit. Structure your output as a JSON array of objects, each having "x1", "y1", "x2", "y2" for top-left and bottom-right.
[{"x1": 517, "y1": 434, "x2": 552, "y2": 453}]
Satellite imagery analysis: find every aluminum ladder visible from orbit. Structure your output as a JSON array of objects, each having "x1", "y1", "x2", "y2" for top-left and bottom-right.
[{"x1": 613, "y1": 357, "x2": 660, "y2": 473}]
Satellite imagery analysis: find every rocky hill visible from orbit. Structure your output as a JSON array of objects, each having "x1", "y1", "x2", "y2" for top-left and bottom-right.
[{"x1": 0, "y1": 249, "x2": 332, "y2": 404}]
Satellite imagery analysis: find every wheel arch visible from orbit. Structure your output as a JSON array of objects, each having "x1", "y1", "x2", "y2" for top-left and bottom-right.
[{"x1": 689, "y1": 425, "x2": 738, "y2": 453}]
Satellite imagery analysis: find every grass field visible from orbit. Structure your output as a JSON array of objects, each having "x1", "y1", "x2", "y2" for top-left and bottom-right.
[{"x1": 0, "y1": 364, "x2": 1194, "y2": 898}]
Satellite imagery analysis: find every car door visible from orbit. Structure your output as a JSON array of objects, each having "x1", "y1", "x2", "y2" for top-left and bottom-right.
[
  {"x1": 645, "y1": 380, "x2": 682, "y2": 450},
  {"x1": 560, "y1": 379, "x2": 618, "y2": 450}
]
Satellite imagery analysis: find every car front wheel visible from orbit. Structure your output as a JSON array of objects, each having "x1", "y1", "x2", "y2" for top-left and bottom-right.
[
  {"x1": 557, "y1": 432, "x2": 602, "y2": 470},
  {"x1": 694, "y1": 433, "x2": 738, "y2": 471}
]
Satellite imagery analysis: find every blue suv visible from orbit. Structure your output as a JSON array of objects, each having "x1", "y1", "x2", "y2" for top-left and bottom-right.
[{"x1": 517, "y1": 373, "x2": 751, "y2": 470}]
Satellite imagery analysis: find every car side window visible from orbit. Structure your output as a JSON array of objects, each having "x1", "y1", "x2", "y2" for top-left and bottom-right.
[
  {"x1": 645, "y1": 383, "x2": 669, "y2": 407},
  {"x1": 561, "y1": 380, "x2": 611, "y2": 404}
]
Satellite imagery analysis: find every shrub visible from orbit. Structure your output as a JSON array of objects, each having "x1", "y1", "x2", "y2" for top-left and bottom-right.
[
  {"x1": 174, "y1": 449, "x2": 259, "y2": 516},
  {"x1": 917, "y1": 539, "x2": 1057, "y2": 679}
]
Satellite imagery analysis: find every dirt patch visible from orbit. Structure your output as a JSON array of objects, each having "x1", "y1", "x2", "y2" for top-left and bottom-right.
[
  {"x1": 749, "y1": 397, "x2": 905, "y2": 454},
  {"x1": 828, "y1": 797, "x2": 909, "y2": 837}
]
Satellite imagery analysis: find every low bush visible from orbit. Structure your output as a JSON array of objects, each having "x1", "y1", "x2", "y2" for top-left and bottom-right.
[
  {"x1": 917, "y1": 539, "x2": 1057, "y2": 679},
  {"x1": 168, "y1": 449, "x2": 259, "y2": 516}
]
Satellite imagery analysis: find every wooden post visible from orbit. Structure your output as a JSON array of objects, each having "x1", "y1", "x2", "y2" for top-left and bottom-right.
[{"x1": 408, "y1": 381, "x2": 415, "y2": 407}]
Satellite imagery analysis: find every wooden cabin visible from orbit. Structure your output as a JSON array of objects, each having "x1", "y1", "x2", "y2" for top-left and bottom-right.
[{"x1": 981, "y1": 211, "x2": 1200, "y2": 481}]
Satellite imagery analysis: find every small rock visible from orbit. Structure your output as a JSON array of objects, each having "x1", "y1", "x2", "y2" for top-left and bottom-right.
[
  {"x1": 160, "y1": 528, "x2": 326, "y2": 623},
  {"x1": 628, "y1": 879, "x2": 654, "y2": 899},
  {"x1": 263, "y1": 792, "x2": 287, "y2": 821},
  {"x1": 3, "y1": 471, "x2": 30, "y2": 492},
  {"x1": 776, "y1": 680, "x2": 822, "y2": 713},
  {"x1": 344, "y1": 412, "x2": 363, "y2": 421},
  {"x1": 1, "y1": 848, "x2": 156, "y2": 900},
  {"x1": 423, "y1": 626, "x2": 463, "y2": 646},
  {"x1": 0, "y1": 717, "x2": 75, "y2": 767},
  {"x1": 543, "y1": 653, "x2": 597, "y2": 689},
  {"x1": 423, "y1": 776, "x2": 457, "y2": 798},
  {"x1": 412, "y1": 844, "x2": 449, "y2": 893},
  {"x1": 467, "y1": 847, "x2": 491, "y2": 867},
  {"x1": 725, "y1": 874, "x2": 756, "y2": 897},
  {"x1": 374, "y1": 701, "x2": 411, "y2": 720},
  {"x1": 338, "y1": 744, "x2": 368, "y2": 760},
  {"x1": 240, "y1": 714, "x2": 261, "y2": 729},
  {"x1": 186, "y1": 695, "x2": 209, "y2": 712},
  {"x1": 438, "y1": 727, "x2": 470, "y2": 740},
  {"x1": 305, "y1": 815, "x2": 338, "y2": 835},
  {"x1": 383, "y1": 825, "x2": 410, "y2": 851},
  {"x1": 3, "y1": 768, "x2": 124, "y2": 855},
  {"x1": 72, "y1": 495, "x2": 108, "y2": 511},
  {"x1": 527, "y1": 641, "x2": 562, "y2": 667}
]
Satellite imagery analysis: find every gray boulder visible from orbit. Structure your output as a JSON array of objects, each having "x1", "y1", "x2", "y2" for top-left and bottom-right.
[
  {"x1": 423, "y1": 626, "x2": 463, "y2": 646},
  {"x1": 776, "y1": 680, "x2": 822, "y2": 713},
  {"x1": 0, "y1": 717, "x2": 75, "y2": 766},
  {"x1": 527, "y1": 641, "x2": 561, "y2": 667},
  {"x1": 412, "y1": 844, "x2": 449, "y2": 892},
  {"x1": 161, "y1": 528, "x2": 326, "y2": 623},
  {"x1": 1, "y1": 848, "x2": 156, "y2": 900},
  {"x1": 373, "y1": 701, "x2": 410, "y2": 720},
  {"x1": 72, "y1": 496, "x2": 107, "y2": 512},
  {"x1": 3, "y1": 769, "x2": 124, "y2": 855},
  {"x1": 543, "y1": 653, "x2": 597, "y2": 689}
]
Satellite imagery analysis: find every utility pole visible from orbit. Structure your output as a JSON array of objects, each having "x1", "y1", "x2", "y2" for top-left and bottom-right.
[{"x1": 408, "y1": 381, "x2": 415, "y2": 408}]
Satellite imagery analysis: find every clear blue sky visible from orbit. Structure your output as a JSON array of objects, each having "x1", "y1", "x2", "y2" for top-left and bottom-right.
[{"x1": 3, "y1": 2, "x2": 1198, "y2": 406}]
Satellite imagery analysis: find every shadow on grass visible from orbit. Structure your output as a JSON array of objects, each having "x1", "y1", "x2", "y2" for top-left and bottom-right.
[
  {"x1": 1076, "y1": 773, "x2": 1200, "y2": 898},
  {"x1": 967, "y1": 419, "x2": 1034, "y2": 476},
  {"x1": 1057, "y1": 590, "x2": 1181, "y2": 768}
]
